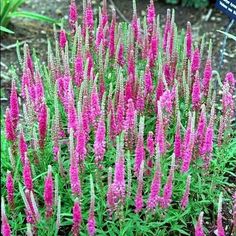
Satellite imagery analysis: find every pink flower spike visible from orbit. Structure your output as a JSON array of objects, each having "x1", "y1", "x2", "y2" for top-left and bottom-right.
[
  {"x1": 181, "y1": 113, "x2": 195, "y2": 173},
  {"x1": 5, "y1": 108, "x2": 16, "y2": 142},
  {"x1": 90, "y1": 83, "x2": 101, "y2": 125},
  {"x1": 147, "y1": 131, "x2": 155, "y2": 157},
  {"x1": 191, "y1": 48, "x2": 201, "y2": 74},
  {"x1": 86, "y1": 0, "x2": 94, "y2": 31},
  {"x1": 134, "y1": 117, "x2": 145, "y2": 177},
  {"x1": 6, "y1": 171, "x2": 14, "y2": 208},
  {"x1": 69, "y1": 0, "x2": 78, "y2": 27},
  {"x1": 69, "y1": 156, "x2": 82, "y2": 196},
  {"x1": 44, "y1": 165, "x2": 54, "y2": 218},
  {"x1": 112, "y1": 136, "x2": 126, "y2": 203},
  {"x1": 192, "y1": 74, "x2": 201, "y2": 110},
  {"x1": 195, "y1": 212, "x2": 205, "y2": 236},
  {"x1": 102, "y1": 0, "x2": 108, "y2": 27},
  {"x1": 147, "y1": 0, "x2": 156, "y2": 36},
  {"x1": 1, "y1": 197, "x2": 12, "y2": 236},
  {"x1": 147, "y1": 147, "x2": 162, "y2": 210},
  {"x1": 38, "y1": 103, "x2": 48, "y2": 149},
  {"x1": 144, "y1": 64, "x2": 153, "y2": 95},
  {"x1": 202, "y1": 59, "x2": 212, "y2": 96},
  {"x1": 87, "y1": 175, "x2": 96, "y2": 236},
  {"x1": 186, "y1": 21, "x2": 192, "y2": 59},
  {"x1": 134, "y1": 161, "x2": 144, "y2": 213},
  {"x1": 125, "y1": 99, "x2": 136, "y2": 131},
  {"x1": 155, "y1": 102, "x2": 166, "y2": 155},
  {"x1": 23, "y1": 156, "x2": 33, "y2": 191},
  {"x1": 94, "y1": 116, "x2": 106, "y2": 168},
  {"x1": 59, "y1": 29, "x2": 67, "y2": 49},
  {"x1": 72, "y1": 198, "x2": 82, "y2": 236},
  {"x1": 10, "y1": 80, "x2": 19, "y2": 129},
  {"x1": 174, "y1": 114, "x2": 182, "y2": 160},
  {"x1": 180, "y1": 175, "x2": 191, "y2": 209},
  {"x1": 162, "y1": 155, "x2": 175, "y2": 208},
  {"x1": 162, "y1": 9, "x2": 171, "y2": 52},
  {"x1": 215, "y1": 193, "x2": 225, "y2": 236}
]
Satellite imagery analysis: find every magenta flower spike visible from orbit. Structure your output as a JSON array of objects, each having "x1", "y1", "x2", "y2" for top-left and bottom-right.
[
  {"x1": 38, "y1": 103, "x2": 48, "y2": 149},
  {"x1": 192, "y1": 73, "x2": 201, "y2": 110},
  {"x1": 195, "y1": 212, "x2": 205, "y2": 236},
  {"x1": 144, "y1": 64, "x2": 153, "y2": 95},
  {"x1": 69, "y1": 155, "x2": 82, "y2": 196},
  {"x1": 59, "y1": 29, "x2": 67, "y2": 49},
  {"x1": 86, "y1": 0, "x2": 94, "y2": 32},
  {"x1": 69, "y1": 0, "x2": 78, "y2": 29},
  {"x1": 23, "y1": 156, "x2": 33, "y2": 191},
  {"x1": 186, "y1": 21, "x2": 192, "y2": 59},
  {"x1": 125, "y1": 99, "x2": 136, "y2": 131},
  {"x1": 191, "y1": 48, "x2": 201, "y2": 74},
  {"x1": 44, "y1": 165, "x2": 54, "y2": 218},
  {"x1": 1, "y1": 198, "x2": 12, "y2": 236},
  {"x1": 202, "y1": 58, "x2": 212, "y2": 96},
  {"x1": 116, "y1": 81, "x2": 125, "y2": 134},
  {"x1": 10, "y1": 80, "x2": 19, "y2": 129},
  {"x1": 162, "y1": 9, "x2": 171, "y2": 53},
  {"x1": 147, "y1": 131, "x2": 155, "y2": 158},
  {"x1": 174, "y1": 114, "x2": 182, "y2": 160},
  {"x1": 106, "y1": 167, "x2": 114, "y2": 215},
  {"x1": 162, "y1": 155, "x2": 175, "y2": 208},
  {"x1": 74, "y1": 54, "x2": 84, "y2": 87},
  {"x1": 102, "y1": 0, "x2": 108, "y2": 27},
  {"x1": 112, "y1": 136, "x2": 126, "y2": 203},
  {"x1": 147, "y1": 147, "x2": 162, "y2": 210},
  {"x1": 147, "y1": 0, "x2": 156, "y2": 37},
  {"x1": 195, "y1": 105, "x2": 206, "y2": 143},
  {"x1": 5, "y1": 108, "x2": 16, "y2": 142},
  {"x1": 90, "y1": 83, "x2": 101, "y2": 125},
  {"x1": 180, "y1": 175, "x2": 191, "y2": 209},
  {"x1": 134, "y1": 117, "x2": 145, "y2": 177},
  {"x1": 109, "y1": 9, "x2": 116, "y2": 58},
  {"x1": 215, "y1": 193, "x2": 225, "y2": 236},
  {"x1": 200, "y1": 124, "x2": 214, "y2": 159},
  {"x1": 155, "y1": 102, "x2": 166, "y2": 155},
  {"x1": 134, "y1": 160, "x2": 144, "y2": 213},
  {"x1": 87, "y1": 175, "x2": 96, "y2": 236},
  {"x1": 94, "y1": 116, "x2": 106, "y2": 168},
  {"x1": 117, "y1": 42, "x2": 125, "y2": 67},
  {"x1": 68, "y1": 92, "x2": 78, "y2": 134},
  {"x1": 6, "y1": 171, "x2": 14, "y2": 208},
  {"x1": 72, "y1": 198, "x2": 82, "y2": 236},
  {"x1": 181, "y1": 113, "x2": 195, "y2": 173}
]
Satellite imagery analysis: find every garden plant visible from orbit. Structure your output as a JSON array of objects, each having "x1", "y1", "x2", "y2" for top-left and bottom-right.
[{"x1": 1, "y1": 0, "x2": 236, "y2": 235}]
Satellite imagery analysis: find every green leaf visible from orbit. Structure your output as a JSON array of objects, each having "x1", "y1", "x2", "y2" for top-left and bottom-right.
[
  {"x1": 217, "y1": 30, "x2": 236, "y2": 41},
  {"x1": 0, "y1": 25, "x2": 14, "y2": 34},
  {"x1": 9, "y1": 10, "x2": 57, "y2": 24}
]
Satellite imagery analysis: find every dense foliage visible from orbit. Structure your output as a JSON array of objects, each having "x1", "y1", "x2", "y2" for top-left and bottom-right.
[{"x1": 1, "y1": 0, "x2": 236, "y2": 235}]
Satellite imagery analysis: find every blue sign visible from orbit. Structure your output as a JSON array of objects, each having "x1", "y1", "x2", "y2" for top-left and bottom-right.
[{"x1": 215, "y1": 0, "x2": 236, "y2": 20}]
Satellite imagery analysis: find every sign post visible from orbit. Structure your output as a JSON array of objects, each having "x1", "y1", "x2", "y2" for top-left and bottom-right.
[{"x1": 215, "y1": 0, "x2": 236, "y2": 20}]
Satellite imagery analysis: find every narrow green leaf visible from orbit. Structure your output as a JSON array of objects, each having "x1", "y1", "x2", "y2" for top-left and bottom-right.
[
  {"x1": 9, "y1": 11, "x2": 57, "y2": 24},
  {"x1": 0, "y1": 25, "x2": 14, "y2": 34}
]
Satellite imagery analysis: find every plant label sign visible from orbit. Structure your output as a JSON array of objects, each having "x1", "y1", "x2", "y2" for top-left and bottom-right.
[{"x1": 215, "y1": 0, "x2": 236, "y2": 20}]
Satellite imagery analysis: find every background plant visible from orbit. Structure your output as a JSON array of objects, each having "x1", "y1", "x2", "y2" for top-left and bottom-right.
[{"x1": 0, "y1": 0, "x2": 57, "y2": 34}]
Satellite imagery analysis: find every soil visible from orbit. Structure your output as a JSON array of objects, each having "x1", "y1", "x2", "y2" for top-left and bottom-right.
[{"x1": 0, "y1": 0, "x2": 235, "y2": 235}]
